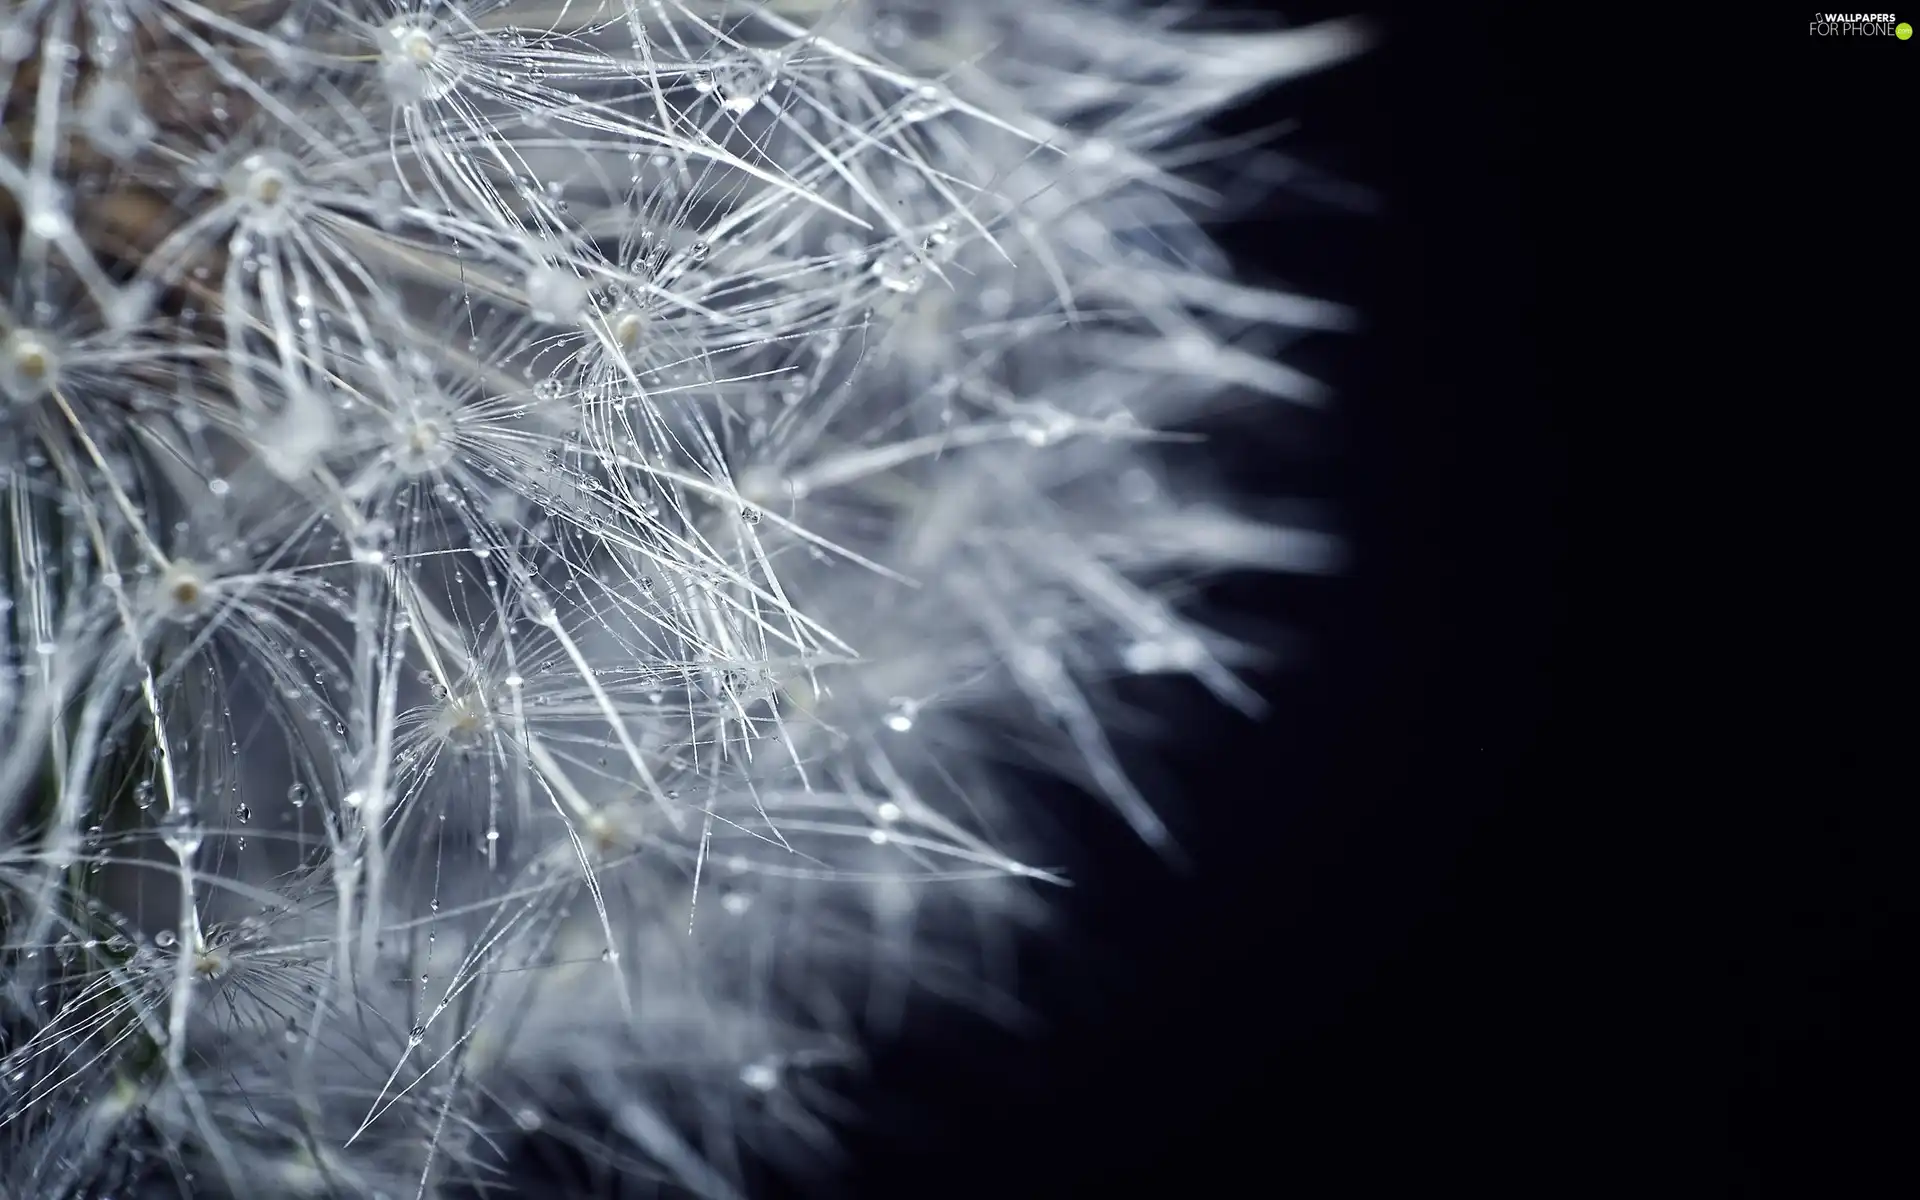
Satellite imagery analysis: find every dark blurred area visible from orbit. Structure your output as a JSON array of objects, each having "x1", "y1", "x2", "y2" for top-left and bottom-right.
[{"x1": 835, "y1": 3, "x2": 1554, "y2": 1197}]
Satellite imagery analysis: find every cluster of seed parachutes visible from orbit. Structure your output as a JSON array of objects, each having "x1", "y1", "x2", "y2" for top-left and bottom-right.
[{"x1": 0, "y1": 1, "x2": 1356, "y2": 1195}]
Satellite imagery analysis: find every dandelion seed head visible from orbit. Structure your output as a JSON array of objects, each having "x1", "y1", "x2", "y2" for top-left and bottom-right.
[
  {"x1": 229, "y1": 153, "x2": 300, "y2": 233},
  {"x1": 155, "y1": 560, "x2": 218, "y2": 621},
  {"x1": 0, "y1": 0, "x2": 1365, "y2": 1193},
  {"x1": 380, "y1": 19, "x2": 460, "y2": 104},
  {"x1": 608, "y1": 307, "x2": 649, "y2": 352},
  {"x1": 432, "y1": 688, "x2": 494, "y2": 750},
  {"x1": 391, "y1": 412, "x2": 457, "y2": 474}
]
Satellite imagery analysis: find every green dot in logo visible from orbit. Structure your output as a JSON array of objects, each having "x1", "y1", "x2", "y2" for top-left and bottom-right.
[{"x1": 1900, "y1": 21, "x2": 1914, "y2": 39}]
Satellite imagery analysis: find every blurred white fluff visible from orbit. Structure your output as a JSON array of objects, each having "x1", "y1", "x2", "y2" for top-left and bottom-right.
[{"x1": 0, "y1": 1, "x2": 1362, "y2": 1195}]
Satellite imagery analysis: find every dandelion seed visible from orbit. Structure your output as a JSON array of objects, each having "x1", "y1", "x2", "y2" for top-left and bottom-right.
[
  {"x1": 230, "y1": 154, "x2": 300, "y2": 233},
  {"x1": 156, "y1": 561, "x2": 217, "y2": 623},
  {"x1": 0, "y1": 330, "x2": 58, "y2": 404},
  {"x1": 381, "y1": 20, "x2": 460, "y2": 105}
]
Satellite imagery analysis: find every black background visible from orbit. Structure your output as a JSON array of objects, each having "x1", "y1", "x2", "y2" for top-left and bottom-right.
[
  {"x1": 1717, "y1": 19, "x2": 1911, "y2": 1200},
  {"x1": 838, "y1": 3, "x2": 1554, "y2": 1197}
]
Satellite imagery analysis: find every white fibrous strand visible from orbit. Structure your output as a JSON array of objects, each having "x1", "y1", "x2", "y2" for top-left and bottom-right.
[{"x1": 0, "y1": 2, "x2": 1362, "y2": 1196}]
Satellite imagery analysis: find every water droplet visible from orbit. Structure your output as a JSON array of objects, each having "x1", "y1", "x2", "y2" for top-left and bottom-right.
[
  {"x1": 740, "y1": 1060, "x2": 779, "y2": 1091},
  {"x1": 901, "y1": 82, "x2": 950, "y2": 123},
  {"x1": 882, "y1": 699, "x2": 917, "y2": 732},
  {"x1": 716, "y1": 57, "x2": 773, "y2": 113},
  {"x1": 520, "y1": 587, "x2": 556, "y2": 624},
  {"x1": 1013, "y1": 404, "x2": 1075, "y2": 447},
  {"x1": 158, "y1": 809, "x2": 204, "y2": 858},
  {"x1": 871, "y1": 250, "x2": 923, "y2": 294}
]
